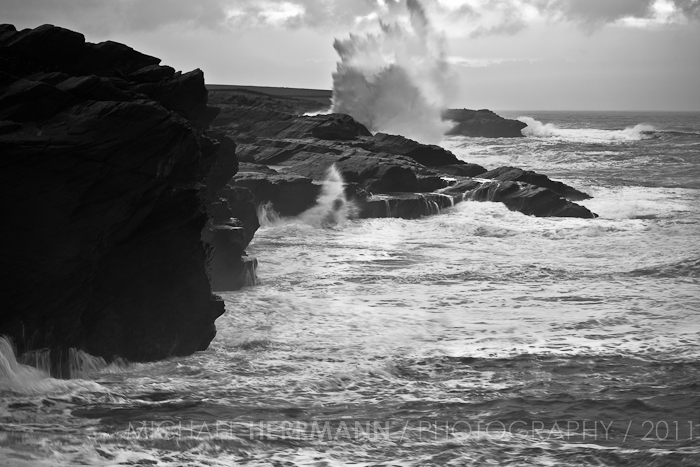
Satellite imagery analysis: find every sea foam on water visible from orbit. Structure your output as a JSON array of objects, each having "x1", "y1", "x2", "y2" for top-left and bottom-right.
[
  {"x1": 519, "y1": 116, "x2": 656, "y2": 142},
  {"x1": 331, "y1": 0, "x2": 457, "y2": 144},
  {"x1": 0, "y1": 337, "x2": 76, "y2": 394}
]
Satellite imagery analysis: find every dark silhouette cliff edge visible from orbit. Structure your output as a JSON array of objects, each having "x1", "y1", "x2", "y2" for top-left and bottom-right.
[{"x1": 0, "y1": 24, "x2": 257, "y2": 373}]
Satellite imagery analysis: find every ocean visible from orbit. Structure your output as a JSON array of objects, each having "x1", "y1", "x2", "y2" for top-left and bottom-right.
[{"x1": 1, "y1": 111, "x2": 699, "y2": 466}]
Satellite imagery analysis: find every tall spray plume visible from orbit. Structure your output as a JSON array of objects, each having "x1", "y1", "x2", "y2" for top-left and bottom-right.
[
  {"x1": 331, "y1": 0, "x2": 457, "y2": 144},
  {"x1": 299, "y1": 165, "x2": 356, "y2": 228},
  {"x1": 257, "y1": 165, "x2": 356, "y2": 229}
]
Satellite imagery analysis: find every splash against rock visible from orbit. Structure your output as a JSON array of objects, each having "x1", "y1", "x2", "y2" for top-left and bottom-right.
[{"x1": 331, "y1": 0, "x2": 458, "y2": 144}]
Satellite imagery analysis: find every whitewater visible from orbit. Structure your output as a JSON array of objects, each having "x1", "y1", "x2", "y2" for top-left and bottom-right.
[{"x1": 1, "y1": 110, "x2": 699, "y2": 466}]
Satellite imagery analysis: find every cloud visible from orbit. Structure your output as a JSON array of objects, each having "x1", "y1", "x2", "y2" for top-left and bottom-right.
[
  {"x1": 431, "y1": 0, "x2": 700, "y2": 38},
  {"x1": 673, "y1": 0, "x2": 700, "y2": 18},
  {"x1": 549, "y1": 0, "x2": 656, "y2": 25},
  {"x1": 1, "y1": 0, "x2": 698, "y2": 38},
  {"x1": 532, "y1": 0, "x2": 700, "y2": 27},
  {"x1": 0, "y1": 0, "x2": 386, "y2": 34},
  {"x1": 1, "y1": 0, "x2": 232, "y2": 34}
]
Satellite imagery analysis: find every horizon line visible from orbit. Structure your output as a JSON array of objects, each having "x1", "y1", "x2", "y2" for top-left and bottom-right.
[{"x1": 206, "y1": 84, "x2": 700, "y2": 113}]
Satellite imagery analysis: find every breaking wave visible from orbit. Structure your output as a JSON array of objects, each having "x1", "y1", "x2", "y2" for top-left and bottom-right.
[
  {"x1": 257, "y1": 165, "x2": 357, "y2": 229},
  {"x1": 519, "y1": 116, "x2": 656, "y2": 142},
  {"x1": 0, "y1": 337, "x2": 105, "y2": 394},
  {"x1": 331, "y1": 0, "x2": 457, "y2": 144},
  {"x1": 298, "y1": 165, "x2": 357, "y2": 228}
]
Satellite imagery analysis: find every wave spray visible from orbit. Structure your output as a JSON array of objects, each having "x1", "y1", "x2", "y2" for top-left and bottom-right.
[
  {"x1": 299, "y1": 165, "x2": 357, "y2": 228},
  {"x1": 519, "y1": 117, "x2": 656, "y2": 142},
  {"x1": 331, "y1": 0, "x2": 457, "y2": 144}
]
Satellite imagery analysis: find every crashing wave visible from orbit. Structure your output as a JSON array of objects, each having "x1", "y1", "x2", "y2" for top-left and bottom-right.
[
  {"x1": 518, "y1": 116, "x2": 656, "y2": 142},
  {"x1": 331, "y1": 0, "x2": 457, "y2": 144},
  {"x1": 299, "y1": 165, "x2": 357, "y2": 228}
]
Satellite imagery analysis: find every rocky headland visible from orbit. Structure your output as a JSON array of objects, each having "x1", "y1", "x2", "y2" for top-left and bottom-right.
[
  {"x1": 207, "y1": 86, "x2": 596, "y2": 220},
  {"x1": 0, "y1": 24, "x2": 596, "y2": 375}
]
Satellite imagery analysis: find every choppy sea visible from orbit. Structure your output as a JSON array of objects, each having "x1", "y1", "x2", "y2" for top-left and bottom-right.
[{"x1": 2, "y1": 111, "x2": 699, "y2": 466}]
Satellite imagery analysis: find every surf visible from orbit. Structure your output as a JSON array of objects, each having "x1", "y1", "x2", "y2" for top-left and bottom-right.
[
  {"x1": 518, "y1": 116, "x2": 656, "y2": 142},
  {"x1": 258, "y1": 164, "x2": 357, "y2": 229}
]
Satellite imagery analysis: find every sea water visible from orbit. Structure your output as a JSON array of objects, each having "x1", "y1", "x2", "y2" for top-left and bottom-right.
[{"x1": 1, "y1": 111, "x2": 699, "y2": 466}]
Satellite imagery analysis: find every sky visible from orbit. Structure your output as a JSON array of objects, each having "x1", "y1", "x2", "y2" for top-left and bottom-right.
[{"x1": 2, "y1": 0, "x2": 699, "y2": 111}]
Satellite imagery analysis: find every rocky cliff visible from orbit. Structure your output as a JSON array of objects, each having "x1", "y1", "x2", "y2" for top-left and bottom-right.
[
  {"x1": 0, "y1": 24, "x2": 255, "y2": 371},
  {"x1": 207, "y1": 87, "x2": 596, "y2": 220}
]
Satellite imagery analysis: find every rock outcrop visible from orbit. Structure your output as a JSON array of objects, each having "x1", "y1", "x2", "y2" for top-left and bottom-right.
[
  {"x1": 479, "y1": 166, "x2": 592, "y2": 201},
  {"x1": 443, "y1": 109, "x2": 527, "y2": 138},
  {"x1": 207, "y1": 86, "x2": 596, "y2": 220},
  {"x1": 439, "y1": 180, "x2": 593, "y2": 218},
  {"x1": 0, "y1": 24, "x2": 255, "y2": 369}
]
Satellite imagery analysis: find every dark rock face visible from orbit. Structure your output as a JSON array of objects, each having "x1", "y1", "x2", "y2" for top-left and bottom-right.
[
  {"x1": 440, "y1": 163, "x2": 488, "y2": 177},
  {"x1": 357, "y1": 193, "x2": 455, "y2": 219},
  {"x1": 208, "y1": 88, "x2": 595, "y2": 221},
  {"x1": 233, "y1": 172, "x2": 321, "y2": 217},
  {"x1": 274, "y1": 152, "x2": 424, "y2": 193},
  {"x1": 443, "y1": 109, "x2": 527, "y2": 138},
  {"x1": 205, "y1": 91, "x2": 366, "y2": 141},
  {"x1": 440, "y1": 180, "x2": 596, "y2": 218},
  {"x1": 0, "y1": 24, "x2": 254, "y2": 366},
  {"x1": 479, "y1": 166, "x2": 592, "y2": 201},
  {"x1": 361, "y1": 133, "x2": 462, "y2": 167},
  {"x1": 307, "y1": 114, "x2": 372, "y2": 140}
]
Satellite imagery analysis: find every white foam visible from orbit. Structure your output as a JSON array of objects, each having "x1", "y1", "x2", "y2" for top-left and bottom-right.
[
  {"x1": 257, "y1": 165, "x2": 357, "y2": 230},
  {"x1": 302, "y1": 107, "x2": 332, "y2": 116},
  {"x1": 257, "y1": 201, "x2": 282, "y2": 227},
  {"x1": 0, "y1": 337, "x2": 51, "y2": 394},
  {"x1": 298, "y1": 165, "x2": 357, "y2": 228},
  {"x1": 0, "y1": 337, "x2": 104, "y2": 395},
  {"x1": 519, "y1": 116, "x2": 656, "y2": 142},
  {"x1": 331, "y1": 0, "x2": 457, "y2": 143}
]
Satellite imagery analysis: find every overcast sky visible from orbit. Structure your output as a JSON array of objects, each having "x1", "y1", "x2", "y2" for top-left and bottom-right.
[{"x1": 3, "y1": 0, "x2": 699, "y2": 110}]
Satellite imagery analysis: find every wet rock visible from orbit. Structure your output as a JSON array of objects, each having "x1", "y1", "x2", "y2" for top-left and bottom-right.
[
  {"x1": 281, "y1": 113, "x2": 372, "y2": 140},
  {"x1": 278, "y1": 151, "x2": 423, "y2": 193},
  {"x1": 235, "y1": 138, "x2": 341, "y2": 165},
  {"x1": 440, "y1": 180, "x2": 597, "y2": 218},
  {"x1": 206, "y1": 74, "x2": 597, "y2": 220},
  {"x1": 234, "y1": 139, "x2": 430, "y2": 196},
  {"x1": 439, "y1": 163, "x2": 488, "y2": 177},
  {"x1": 358, "y1": 193, "x2": 455, "y2": 219},
  {"x1": 443, "y1": 109, "x2": 527, "y2": 138},
  {"x1": 215, "y1": 186, "x2": 260, "y2": 248},
  {"x1": 208, "y1": 88, "x2": 328, "y2": 129},
  {"x1": 232, "y1": 171, "x2": 321, "y2": 217},
  {"x1": 362, "y1": 132, "x2": 463, "y2": 167},
  {"x1": 417, "y1": 175, "x2": 451, "y2": 192},
  {"x1": 238, "y1": 162, "x2": 280, "y2": 175},
  {"x1": 208, "y1": 92, "x2": 367, "y2": 141},
  {"x1": 480, "y1": 166, "x2": 592, "y2": 201},
  {"x1": 204, "y1": 224, "x2": 258, "y2": 292}
]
